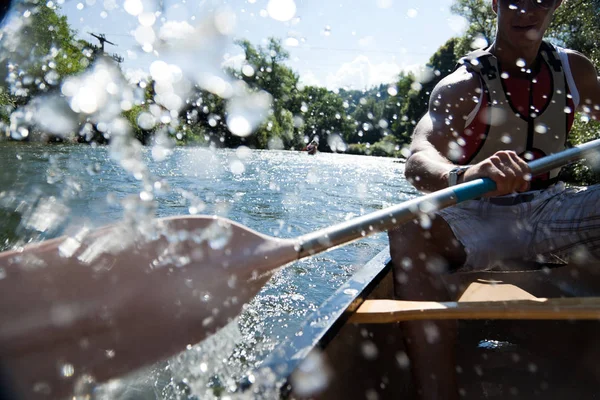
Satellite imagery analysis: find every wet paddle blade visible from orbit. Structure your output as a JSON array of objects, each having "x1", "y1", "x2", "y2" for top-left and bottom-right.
[{"x1": 0, "y1": 215, "x2": 297, "y2": 398}]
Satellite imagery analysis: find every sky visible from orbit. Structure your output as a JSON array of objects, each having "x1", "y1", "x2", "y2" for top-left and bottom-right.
[{"x1": 59, "y1": 0, "x2": 471, "y2": 90}]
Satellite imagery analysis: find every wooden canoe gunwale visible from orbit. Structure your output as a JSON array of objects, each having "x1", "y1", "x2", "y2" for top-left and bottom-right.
[{"x1": 257, "y1": 247, "x2": 392, "y2": 396}]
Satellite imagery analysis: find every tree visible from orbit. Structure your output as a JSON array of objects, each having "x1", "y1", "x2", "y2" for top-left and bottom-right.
[
  {"x1": 450, "y1": 0, "x2": 496, "y2": 58},
  {"x1": 297, "y1": 86, "x2": 354, "y2": 151},
  {"x1": 351, "y1": 97, "x2": 386, "y2": 144},
  {"x1": 226, "y1": 38, "x2": 306, "y2": 149},
  {"x1": 234, "y1": 39, "x2": 301, "y2": 114},
  {"x1": 1, "y1": 2, "x2": 95, "y2": 102},
  {"x1": 548, "y1": 0, "x2": 600, "y2": 66},
  {"x1": 547, "y1": 0, "x2": 600, "y2": 183},
  {"x1": 394, "y1": 38, "x2": 459, "y2": 139}
]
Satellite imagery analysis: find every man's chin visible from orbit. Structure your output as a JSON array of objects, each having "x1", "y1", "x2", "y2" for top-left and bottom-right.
[{"x1": 524, "y1": 28, "x2": 543, "y2": 41}]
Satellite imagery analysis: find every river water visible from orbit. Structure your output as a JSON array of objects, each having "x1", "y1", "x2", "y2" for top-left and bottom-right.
[{"x1": 0, "y1": 143, "x2": 419, "y2": 399}]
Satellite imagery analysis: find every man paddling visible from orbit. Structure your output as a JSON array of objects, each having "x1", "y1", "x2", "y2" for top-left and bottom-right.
[{"x1": 389, "y1": 0, "x2": 600, "y2": 398}]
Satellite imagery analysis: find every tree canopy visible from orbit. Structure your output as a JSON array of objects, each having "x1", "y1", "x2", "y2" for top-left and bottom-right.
[{"x1": 1, "y1": 0, "x2": 598, "y2": 169}]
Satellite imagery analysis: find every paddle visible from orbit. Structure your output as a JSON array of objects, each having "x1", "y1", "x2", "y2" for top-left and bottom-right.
[{"x1": 1, "y1": 139, "x2": 599, "y2": 398}]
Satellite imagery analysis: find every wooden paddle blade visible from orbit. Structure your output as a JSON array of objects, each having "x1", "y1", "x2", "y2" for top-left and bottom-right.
[
  {"x1": 350, "y1": 297, "x2": 600, "y2": 323},
  {"x1": 0, "y1": 215, "x2": 298, "y2": 399}
]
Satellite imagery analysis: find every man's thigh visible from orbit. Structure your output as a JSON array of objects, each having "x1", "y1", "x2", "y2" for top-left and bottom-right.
[
  {"x1": 533, "y1": 184, "x2": 600, "y2": 261},
  {"x1": 388, "y1": 215, "x2": 467, "y2": 272}
]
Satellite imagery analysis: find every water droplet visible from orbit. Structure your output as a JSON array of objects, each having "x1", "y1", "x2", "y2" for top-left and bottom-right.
[
  {"x1": 124, "y1": 0, "x2": 143, "y2": 16},
  {"x1": 424, "y1": 322, "x2": 440, "y2": 343},
  {"x1": 73, "y1": 374, "x2": 95, "y2": 398},
  {"x1": 343, "y1": 288, "x2": 358, "y2": 296},
  {"x1": 376, "y1": 0, "x2": 393, "y2": 8},
  {"x1": 138, "y1": 12, "x2": 156, "y2": 26},
  {"x1": 327, "y1": 133, "x2": 347, "y2": 152},
  {"x1": 137, "y1": 112, "x2": 156, "y2": 130},
  {"x1": 406, "y1": 8, "x2": 418, "y2": 18},
  {"x1": 528, "y1": 362, "x2": 538, "y2": 373},
  {"x1": 419, "y1": 214, "x2": 432, "y2": 229},
  {"x1": 361, "y1": 341, "x2": 378, "y2": 360},
  {"x1": 267, "y1": 0, "x2": 296, "y2": 21},
  {"x1": 242, "y1": 64, "x2": 255, "y2": 77},
  {"x1": 501, "y1": 134, "x2": 512, "y2": 144},
  {"x1": 396, "y1": 351, "x2": 410, "y2": 368},
  {"x1": 516, "y1": 58, "x2": 526, "y2": 68},
  {"x1": 285, "y1": 37, "x2": 299, "y2": 47},
  {"x1": 290, "y1": 293, "x2": 305, "y2": 301},
  {"x1": 230, "y1": 159, "x2": 245, "y2": 175},
  {"x1": 33, "y1": 382, "x2": 52, "y2": 395},
  {"x1": 523, "y1": 151, "x2": 534, "y2": 161},
  {"x1": 227, "y1": 274, "x2": 237, "y2": 288},
  {"x1": 226, "y1": 90, "x2": 272, "y2": 137},
  {"x1": 470, "y1": 35, "x2": 488, "y2": 49},
  {"x1": 534, "y1": 123, "x2": 548, "y2": 134},
  {"x1": 61, "y1": 363, "x2": 75, "y2": 378},
  {"x1": 291, "y1": 350, "x2": 331, "y2": 397},
  {"x1": 139, "y1": 191, "x2": 153, "y2": 202}
]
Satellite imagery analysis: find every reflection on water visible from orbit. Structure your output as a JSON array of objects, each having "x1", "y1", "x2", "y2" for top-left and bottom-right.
[{"x1": 0, "y1": 144, "x2": 417, "y2": 399}]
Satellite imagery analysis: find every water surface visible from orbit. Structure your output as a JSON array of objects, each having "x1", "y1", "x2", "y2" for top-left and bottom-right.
[{"x1": 0, "y1": 144, "x2": 418, "y2": 399}]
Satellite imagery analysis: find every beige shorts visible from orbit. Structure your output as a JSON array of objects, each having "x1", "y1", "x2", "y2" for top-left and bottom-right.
[{"x1": 437, "y1": 182, "x2": 600, "y2": 271}]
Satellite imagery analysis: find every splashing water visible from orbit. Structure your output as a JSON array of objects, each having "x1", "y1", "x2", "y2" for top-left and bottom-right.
[
  {"x1": 226, "y1": 86, "x2": 272, "y2": 137},
  {"x1": 267, "y1": 0, "x2": 296, "y2": 22}
]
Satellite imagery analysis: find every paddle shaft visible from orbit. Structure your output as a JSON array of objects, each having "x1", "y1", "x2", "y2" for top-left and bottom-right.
[{"x1": 296, "y1": 138, "x2": 600, "y2": 258}]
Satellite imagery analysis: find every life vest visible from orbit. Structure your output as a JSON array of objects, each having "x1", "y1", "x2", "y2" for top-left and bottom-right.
[{"x1": 456, "y1": 42, "x2": 577, "y2": 187}]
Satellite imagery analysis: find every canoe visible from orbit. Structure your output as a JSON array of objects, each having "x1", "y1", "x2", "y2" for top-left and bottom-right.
[{"x1": 256, "y1": 247, "x2": 600, "y2": 399}]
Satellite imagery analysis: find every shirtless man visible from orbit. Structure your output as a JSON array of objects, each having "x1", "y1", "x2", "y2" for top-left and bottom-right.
[{"x1": 388, "y1": 0, "x2": 600, "y2": 398}]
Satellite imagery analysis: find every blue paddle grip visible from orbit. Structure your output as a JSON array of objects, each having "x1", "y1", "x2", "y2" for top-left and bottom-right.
[{"x1": 453, "y1": 178, "x2": 497, "y2": 203}]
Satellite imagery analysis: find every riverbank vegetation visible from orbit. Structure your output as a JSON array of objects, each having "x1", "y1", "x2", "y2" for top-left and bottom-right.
[{"x1": 0, "y1": 0, "x2": 598, "y2": 182}]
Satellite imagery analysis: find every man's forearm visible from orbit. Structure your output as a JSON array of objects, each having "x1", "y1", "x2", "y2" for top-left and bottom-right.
[{"x1": 405, "y1": 150, "x2": 456, "y2": 193}]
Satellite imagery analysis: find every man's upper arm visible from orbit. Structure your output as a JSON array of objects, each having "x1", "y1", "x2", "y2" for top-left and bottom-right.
[
  {"x1": 409, "y1": 67, "x2": 481, "y2": 163},
  {"x1": 569, "y1": 51, "x2": 600, "y2": 121}
]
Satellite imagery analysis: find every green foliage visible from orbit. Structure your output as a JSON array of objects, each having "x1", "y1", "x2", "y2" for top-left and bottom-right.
[
  {"x1": 394, "y1": 38, "x2": 459, "y2": 139},
  {"x1": 122, "y1": 104, "x2": 154, "y2": 144},
  {"x1": 450, "y1": 0, "x2": 496, "y2": 58},
  {"x1": 296, "y1": 86, "x2": 354, "y2": 151},
  {"x1": 0, "y1": 87, "x2": 15, "y2": 123},
  {"x1": 563, "y1": 119, "x2": 600, "y2": 185},
  {"x1": 548, "y1": 0, "x2": 600, "y2": 67},
  {"x1": 3, "y1": 3, "x2": 95, "y2": 101},
  {"x1": 346, "y1": 135, "x2": 402, "y2": 158},
  {"x1": 350, "y1": 97, "x2": 386, "y2": 144},
  {"x1": 234, "y1": 38, "x2": 301, "y2": 114}
]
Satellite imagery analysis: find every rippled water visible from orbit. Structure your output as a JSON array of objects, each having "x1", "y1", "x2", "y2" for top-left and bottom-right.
[{"x1": 0, "y1": 143, "x2": 419, "y2": 399}]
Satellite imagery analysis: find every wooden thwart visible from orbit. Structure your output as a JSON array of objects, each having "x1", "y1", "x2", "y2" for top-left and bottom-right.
[{"x1": 351, "y1": 282, "x2": 600, "y2": 323}]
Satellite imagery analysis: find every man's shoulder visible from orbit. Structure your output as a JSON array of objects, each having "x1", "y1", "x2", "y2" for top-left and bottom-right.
[
  {"x1": 430, "y1": 66, "x2": 482, "y2": 102},
  {"x1": 555, "y1": 46, "x2": 594, "y2": 69}
]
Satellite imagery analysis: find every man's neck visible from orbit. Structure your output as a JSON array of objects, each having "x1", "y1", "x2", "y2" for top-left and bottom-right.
[{"x1": 489, "y1": 38, "x2": 543, "y2": 75}]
